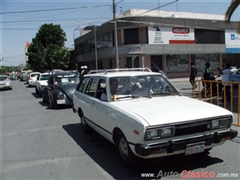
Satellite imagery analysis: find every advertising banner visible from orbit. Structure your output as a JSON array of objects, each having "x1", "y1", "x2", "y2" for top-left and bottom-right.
[
  {"x1": 148, "y1": 27, "x2": 195, "y2": 44},
  {"x1": 225, "y1": 30, "x2": 240, "y2": 53}
]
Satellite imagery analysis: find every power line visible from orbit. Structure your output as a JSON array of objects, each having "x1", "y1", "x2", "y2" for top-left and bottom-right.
[
  {"x1": 1, "y1": 17, "x2": 110, "y2": 24},
  {"x1": 0, "y1": 4, "x2": 111, "y2": 14}
]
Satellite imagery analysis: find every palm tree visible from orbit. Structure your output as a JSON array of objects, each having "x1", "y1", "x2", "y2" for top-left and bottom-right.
[{"x1": 225, "y1": 0, "x2": 240, "y2": 33}]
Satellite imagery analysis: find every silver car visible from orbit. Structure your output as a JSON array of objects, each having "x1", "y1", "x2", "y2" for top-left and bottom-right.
[{"x1": 0, "y1": 74, "x2": 12, "y2": 90}]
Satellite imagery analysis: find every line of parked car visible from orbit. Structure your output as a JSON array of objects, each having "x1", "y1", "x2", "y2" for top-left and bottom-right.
[{"x1": 24, "y1": 69, "x2": 80, "y2": 109}]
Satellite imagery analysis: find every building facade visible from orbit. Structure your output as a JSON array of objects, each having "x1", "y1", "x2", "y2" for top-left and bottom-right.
[{"x1": 74, "y1": 9, "x2": 240, "y2": 78}]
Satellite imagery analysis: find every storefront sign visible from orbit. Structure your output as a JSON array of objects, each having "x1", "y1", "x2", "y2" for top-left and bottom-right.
[
  {"x1": 148, "y1": 27, "x2": 195, "y2": 44},
  {"x1": 225, "y1": 30, "x2": 240, "y2": 53},
  {"x1": 118, "y1": 45, "x2": 142, "y2": 54}
]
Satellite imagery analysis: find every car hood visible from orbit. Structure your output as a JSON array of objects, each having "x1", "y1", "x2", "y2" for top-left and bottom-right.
[
  {"x1": 113, "y1": 96, "x2": 232, "y2": 126},
  {"x1": 57, "y1": 83, "x2": 77, "y2": 99}
]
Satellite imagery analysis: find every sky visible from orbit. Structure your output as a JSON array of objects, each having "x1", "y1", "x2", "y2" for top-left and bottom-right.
[{"x1": 1, "y1": 0, "x2": 240, "y2": 67}]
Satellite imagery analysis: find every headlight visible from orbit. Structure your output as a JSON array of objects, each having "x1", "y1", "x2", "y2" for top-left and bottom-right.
[
  {"x1": 6, "y1": 83, "x2": 10, "y2": 85},
  {"x1": 146, "y1": 127, "x2": 175, "y2": 140},
  {"x1": 147, "y1": 130, "x2": 159, "y2": 140},
  {"x1": 57, "y1": 92, "x2": 64, "y2": 99},
  {"x1": 160, "y1": 127, "x2": 175, "y2": 137},
  {"x1": 211, "y1": 119, "x2": 230, "y2": 129}
]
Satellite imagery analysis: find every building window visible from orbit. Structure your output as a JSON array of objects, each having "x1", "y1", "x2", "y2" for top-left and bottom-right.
[
  {"x1": 195, "y1": 29, "x2": 225, "y2": 44},
  {"x1": 124, "y1": 28, "x2": 139, "y2": 44},
  {"x1": 126, "y1": 56, "x2": 140, "y2": 68},
  {"x1": 166, "y1": 55, "x2": 189, "y2": 73},
  {"x1": 192, "y1": 54, "x2": 220, "y2": 72}
]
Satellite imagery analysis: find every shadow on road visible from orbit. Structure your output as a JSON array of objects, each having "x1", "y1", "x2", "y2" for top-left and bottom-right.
[
  {"x1": 63, "y1": 123, "x2": 223, "y2": 179},
  {"x1": 31, "y1": 92, "x2": 40, "y2": 98}
]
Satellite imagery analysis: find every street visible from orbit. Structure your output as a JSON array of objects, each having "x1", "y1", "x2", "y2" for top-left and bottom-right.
[{"x1": 1, "y1": 80, "x2": 240, "y2": 180}]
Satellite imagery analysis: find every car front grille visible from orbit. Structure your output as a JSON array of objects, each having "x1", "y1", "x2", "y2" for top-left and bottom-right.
[{"x1": 174, "y1": 116, "x2": 232, "y2": 136}]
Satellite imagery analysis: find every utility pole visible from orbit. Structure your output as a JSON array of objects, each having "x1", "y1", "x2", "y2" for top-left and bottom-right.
[
  {"x1": 113, "y1": 0, "x2": 119, "y2": 68},
  {"x1": 93, "y1": 25, "x2": 98, "y2": 70}
]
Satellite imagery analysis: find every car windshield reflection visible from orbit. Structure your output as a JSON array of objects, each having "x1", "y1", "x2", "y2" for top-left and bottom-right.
[
  {"x1": 55, "y1": 76, "x2": 79, "y2": 84},
  {"x1": 110, "y1": 75, "x2": 179, "y2": 101}
]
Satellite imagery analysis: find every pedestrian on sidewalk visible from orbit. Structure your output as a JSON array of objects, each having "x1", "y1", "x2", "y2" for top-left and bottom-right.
[
  {"x1": 189, "y1": 62, "x2": 198, "y2": 89},
  {"x1": 201, "y1": 62, "x2": 213, "y2": 90},
  {"x1": 220, "y1": 63, "x2": 231, "y2": 104}
]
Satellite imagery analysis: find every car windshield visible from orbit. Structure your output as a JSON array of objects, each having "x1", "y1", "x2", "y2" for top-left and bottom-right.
[
  {"x1": 109, "y1": 74, "x2": 179, "y2": 101},
  {"x1": 55, "y1": 75, "x2": 79, "y2": 84},
  {"x1": 0, "y1": 75, "x2": 8, "y2": 81},
  {"x1": 30, "y1": 74, "x2": 39, "y2": 77},
  {"x1": 40, "y1": 75, "x2": 50, "y2": 80}
]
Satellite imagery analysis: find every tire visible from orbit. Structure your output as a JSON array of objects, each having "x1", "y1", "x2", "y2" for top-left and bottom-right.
[
  {"x1": 35, "y1": 87, "x2": 39, "y2": 95},
  {"x1": 49, "y1": 96, "x2": 57, "y2": 109},
  {"x1": 80, "y1": 115, "x2": 91, "y2": 134},
  {"x1": 39, "y1": 90, "x2": 42, "y2": 97},
  {"x1": 42, "y1": 91, "x2": 47, "y2": 103},
  {"x1": 116, "y1": 132, "x2": 139, "y2": 168}
]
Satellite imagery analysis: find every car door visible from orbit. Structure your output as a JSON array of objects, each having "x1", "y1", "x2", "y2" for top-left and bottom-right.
[
  {"x1": 74, "y1": 77, "x2": 97, "y2": 125},
  {"x1": 90, "y1": 78, "x2": 112, "y2": 140}
]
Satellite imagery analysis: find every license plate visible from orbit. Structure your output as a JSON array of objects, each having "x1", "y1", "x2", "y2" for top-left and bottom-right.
[
  {"x1": 185, "y1": 142, "x2": 205, "y2": 155},
  {"x1": 57, "y1": 99, "x2": 66, "y2": 104}
]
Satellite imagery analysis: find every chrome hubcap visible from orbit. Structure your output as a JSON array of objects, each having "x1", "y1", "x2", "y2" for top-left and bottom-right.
[{"x1": 119, "y1": 137, "x2": 128, "y2": 160}]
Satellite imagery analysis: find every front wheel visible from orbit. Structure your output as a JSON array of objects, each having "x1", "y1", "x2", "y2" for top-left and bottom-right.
[
  {"x1": 35, "y1": 87, "x2": 39, "y2": 95},
  {"x1": 42, "y1": 91, "x2": 47, "y2": 103},
  {"x1": 116, "y1": 132, "x2": 139, "y2": 168},
  {"x1": 39, "y1": 90, "x2": 42, "y2": 97},
  {"x1": 49, "y1": 96, "x2": 57, "y2": 109},
  {"x1": 80, "y1": 115, "x2": 91, "y2": 134}
]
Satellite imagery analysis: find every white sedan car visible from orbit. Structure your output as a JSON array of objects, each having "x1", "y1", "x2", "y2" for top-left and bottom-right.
[
  {"x1": 73, "y1": 68, "x2": 238, "y2": 168},
  {"x1": 0, "y1": 74, "x2": 12, "y2": 90},
  {"x1": 35, "y1": 72, "x2": 51, "y2": 97},
  {"x1": 28, "y1": 72, "x2": 41, "y2": 87}
]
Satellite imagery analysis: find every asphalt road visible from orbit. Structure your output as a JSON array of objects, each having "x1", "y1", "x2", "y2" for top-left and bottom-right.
[{"x1": 1, "y1": 80, "x2": 240, "y2": 180}]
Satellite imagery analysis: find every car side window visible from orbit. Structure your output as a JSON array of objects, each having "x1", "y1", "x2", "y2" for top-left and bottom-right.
[
  {"x1": 84, "y1": 78, "x2": 98, "y2": 97},
  {"x1": 76, "y1": 77, "x2": 89, "y2": 92},
  {"x1": 96, "y1": 79, "x2": 106, "y2": 100}
]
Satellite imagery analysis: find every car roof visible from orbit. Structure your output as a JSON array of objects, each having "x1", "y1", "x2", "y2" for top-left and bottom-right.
[
  {"x1": 51, "y1": 71, "x2": 77, "y2": 77},
  {"x1": 85, "y1": 69, "x2": 160, "y2": 78},
  {"x1": 41, "y1": 72, "x2": 51, "y2": 75}
]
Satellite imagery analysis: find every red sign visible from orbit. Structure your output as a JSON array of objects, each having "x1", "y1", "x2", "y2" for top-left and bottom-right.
[{"x1": 172, "y1": 28, "x2": 189, "y2": 34}]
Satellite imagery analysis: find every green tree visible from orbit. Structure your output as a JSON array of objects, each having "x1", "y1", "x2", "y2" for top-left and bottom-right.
[
  {"x1": 27, "y1": 23, "x2": 70, "y2": 71},
  {"x1": 225, "y1": 0, "x2": 240, "y2": 33}
]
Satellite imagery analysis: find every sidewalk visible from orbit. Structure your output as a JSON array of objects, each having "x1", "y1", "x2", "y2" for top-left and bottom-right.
[
  {"x1": 169, "y1": 77, "x2": 189, "y2": 83},
  {"x1": 169, "y1": 76, "x2": 203, "y2": 83}
]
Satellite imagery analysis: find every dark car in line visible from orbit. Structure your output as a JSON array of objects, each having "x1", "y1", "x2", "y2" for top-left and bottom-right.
[{"x1": 42, "y1": 71, "x2": 80, "y2": 109}]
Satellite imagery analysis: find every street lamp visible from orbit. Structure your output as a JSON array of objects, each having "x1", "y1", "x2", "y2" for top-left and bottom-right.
[{"x1": 76, "y1": 20, "x2": 98, "y2": 70}]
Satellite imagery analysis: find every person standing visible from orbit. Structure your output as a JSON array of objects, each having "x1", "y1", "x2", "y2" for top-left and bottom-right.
[
  {"x1": 189, "y1": 62, "x2": 197, "y2": 89},
  {"x1": 201, "y1": 62, "x2": 213, "y2": 90},
  {"x1": 221, "y1": 63, "x2": 231, "y2": 104}
]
